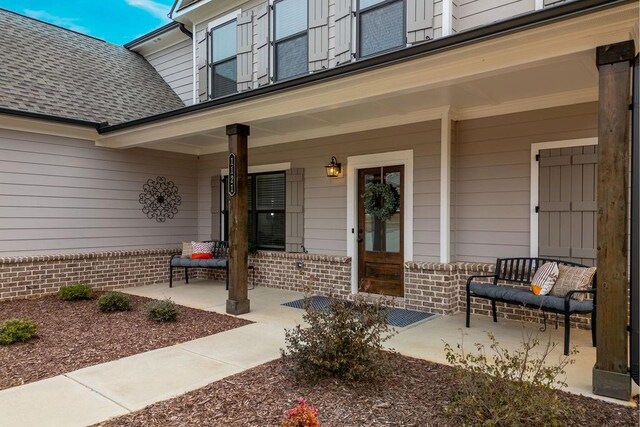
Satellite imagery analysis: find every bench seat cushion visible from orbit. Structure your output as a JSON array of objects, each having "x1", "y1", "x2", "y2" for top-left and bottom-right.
[
  {"x1": 171, "y1": 257, "x2": 227, "y2": 268},
  {"x1": 469, "y1": 282, "x2": 593, "y2": 313}
]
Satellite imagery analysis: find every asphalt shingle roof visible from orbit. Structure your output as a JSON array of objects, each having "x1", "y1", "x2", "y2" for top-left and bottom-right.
[{"x1": 0, "y1": 9, "x2": 185, "y2": 125}]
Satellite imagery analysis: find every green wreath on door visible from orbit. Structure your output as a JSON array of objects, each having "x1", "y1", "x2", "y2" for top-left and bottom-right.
[{"x1": 363, "y1": 182, "x2": 399, "y2": 221}]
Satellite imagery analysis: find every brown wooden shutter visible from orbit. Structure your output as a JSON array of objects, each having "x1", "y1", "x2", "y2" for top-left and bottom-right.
[
  {"x1": 308, "y1": 0, "x2": 329, "y2": 72},
  {"x1": 211, "y1": 175, "x2": 221, "y2": 240},
  {"x1": 407, "y1": 0, "x2": 434, "y2": 44},
  {"x1": 538, "y1": 146, "x2": 597, "y2": 266},
  {"x1": 255, "y1": 3, "x2": 270, "y2": 86},
  {"x1": 334, "y1": 0, "x2": 352, "y2": 65},
  {"x1": 237, "y1": 10, "x2": 254, "y2": 92},
  {"x1": 196, "y1": 29, "x2": 209, "y2": 102},
  {"x1": 285, "y1": 168, "x2": 304, "y2": 252}
]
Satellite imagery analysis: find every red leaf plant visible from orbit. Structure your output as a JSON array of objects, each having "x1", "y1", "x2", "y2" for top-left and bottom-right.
[{"x1": 281, "y1": 398, "x2": 321, "y2": 427}]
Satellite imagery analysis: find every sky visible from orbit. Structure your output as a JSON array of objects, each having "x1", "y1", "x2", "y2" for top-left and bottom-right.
[{"x1": 0, "y1": 0, "x2": 176, "y2": 45}]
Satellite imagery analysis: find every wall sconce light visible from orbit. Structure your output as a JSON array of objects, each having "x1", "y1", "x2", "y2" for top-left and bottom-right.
[{"x1": 325, "y1": 156, "x2": 342, "y2": 178}]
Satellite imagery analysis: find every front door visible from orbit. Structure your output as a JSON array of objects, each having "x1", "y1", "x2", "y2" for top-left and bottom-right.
[{"x1": 357, "y1": 166, "x2": 404, "y2": 296}]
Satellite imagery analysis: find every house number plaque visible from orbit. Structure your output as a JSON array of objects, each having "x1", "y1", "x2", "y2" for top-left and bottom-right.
[{"x1": 228, "y1": 153, "x2": 236, "y2": 196}]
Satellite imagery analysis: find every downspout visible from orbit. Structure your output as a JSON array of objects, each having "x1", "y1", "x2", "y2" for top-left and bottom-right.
[
  {"x1": 178, "y1": 23, "x2": 193, "y2": 39},
  {"x1": 631, "y1": 53, "x2": 639, "y2": 385},
  {"x1": 167, "y1": 0, "x2": 179, "y2": 19}
]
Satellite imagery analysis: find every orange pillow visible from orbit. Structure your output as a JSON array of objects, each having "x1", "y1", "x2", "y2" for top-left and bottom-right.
[
  {"x1": 191, "y1": 241, "x2": 214, "y2": 259},
  {"x1": 191, "y1": 253, "x2": 212, "y2": 259}
]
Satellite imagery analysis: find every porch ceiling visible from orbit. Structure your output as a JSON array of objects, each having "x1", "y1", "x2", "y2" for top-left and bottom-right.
[{"x1": 94, "y1": 2, "x2": 636, "y2": 155}]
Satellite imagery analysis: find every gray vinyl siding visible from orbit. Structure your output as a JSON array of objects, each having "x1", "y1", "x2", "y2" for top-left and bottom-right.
[
  {"x1": 145, "y1": 40, "x2": 194, "y2": 106},
  {"x1": 198, "y1": 121, "x2": 441, "y2": 261},
  {"x1": 0, "y1": 129, "x2": 198, "y2": 256},
  {"x1": 458, "y1": 0, "x2": 535, "y2": 32},
  {"x1": 453, "y1": 102, "x2": 598, "y2": 263}
]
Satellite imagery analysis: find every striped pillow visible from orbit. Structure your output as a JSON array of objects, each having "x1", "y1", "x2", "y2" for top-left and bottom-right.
[
  {"x1": 191, "y1": 241, "x2": 214, "y2": 259},
  {"x1": 530, "y1": 262, "x2": 559, "y2": 296},
  {"x1": 550, "y1": 265, "x2": 597, "y2": 300}
]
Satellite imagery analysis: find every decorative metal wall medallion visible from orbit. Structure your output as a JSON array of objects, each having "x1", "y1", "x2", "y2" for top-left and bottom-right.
[{"x1": 139, "y1": 176, "x2": 181, "y2": 222}]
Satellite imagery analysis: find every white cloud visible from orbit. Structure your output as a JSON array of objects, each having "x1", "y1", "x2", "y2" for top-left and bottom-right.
[
  {"x1": 125, "y1": 0, "x2": 170, "y2": 20},
  {"x1": 23, "y1": 9, "x2": 90, "y2": 34}
]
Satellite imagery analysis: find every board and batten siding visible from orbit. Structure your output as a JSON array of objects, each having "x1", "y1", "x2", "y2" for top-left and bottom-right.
[
  {"x1": 145, "y1": 39, "x2": 194, "y2": 106},
  {"x1": 457, "y1": 0, "x2": 534, "y2": 32},
  {"x1": 0, "y1": 129, "x2": 199, "y2": 256},
  {"x1": 452, "y1": 102, "x2": 598, "y2": 263},
  {"x1": 198, "y1": 121, "x2": 441, "y2": 261}
]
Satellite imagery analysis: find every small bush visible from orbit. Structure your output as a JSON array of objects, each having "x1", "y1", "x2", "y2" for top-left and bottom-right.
[
  {"x1": 281, "y1": 398, "x2": 321, "y2": 427},
  {"x1": 97, "y1": 292, "x2": 131, "y2": 312},
  {"x1": 443, "y1": 331, "x2": 578, "y2": 426},
  {"x1": 0, "y1": 319, "x2": 38, "y2": 345},
  {"x1": 282, "y1": 292, "x2": 397, "y2": 382},
  {"x1": 147, "y1": 299, "x2": 179, "y2": 322},
  {"x1": 58, "y1": 284, "x2": 93, "y2": 301}
]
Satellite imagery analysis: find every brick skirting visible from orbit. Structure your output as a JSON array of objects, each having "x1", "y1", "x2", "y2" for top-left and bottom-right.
[
  {"x1": 0, "y1": 249, "x2": 181, "y2": 301},
  {"x1": 0, "y1": 250, "x2": 592, "y2": 330}
]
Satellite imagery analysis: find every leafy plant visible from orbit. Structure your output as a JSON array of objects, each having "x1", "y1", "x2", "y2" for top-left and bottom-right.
[
  {"x1": 443, "y1": 331, "x2": 578, "y2": 426},
  {"x1": 97, "y1": 292, "x2": 131, "y2": 312},
  {"x1": 282, "y1": 292, "x2": 397, "y2": 381},
  {"x1": 147, "y1": 299, "x2": 179, "y2": 322},
  {"x1": 248, "y1": 242, "x2": 259, "y2": 256},
  {"x1": 281, "y1": 398, "x2": 321, "y2": 427},
  {"x1": 58, "y1": 284, "x2": 93, "y2": 301},
  {"x1": 0, "y1": 319, "x2": 37, "y2": 345}
]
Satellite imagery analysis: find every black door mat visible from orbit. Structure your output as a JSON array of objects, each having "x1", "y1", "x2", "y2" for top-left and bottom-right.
[{"x1": 282, "y1": 295, "x2": 435, "y2": 328}]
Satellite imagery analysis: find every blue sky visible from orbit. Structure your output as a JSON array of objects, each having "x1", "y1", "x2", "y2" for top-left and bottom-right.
[{"x1": 0, "y1": 0, "x2": 175, "y2": 45}]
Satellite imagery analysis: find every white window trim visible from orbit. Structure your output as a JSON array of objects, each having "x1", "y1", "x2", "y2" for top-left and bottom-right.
[
  {"x1": 218, "y1": 162, "x2": 291, "y2": 244},
  {"x1": 534, "y1": 0, "x2": 544, "y2": 10},
  {"x1": 207, "y1": 9, "x2": 242, "y2": 31},
  {"x1": 192, "y1": 22, "x2": 198, "y2": 104},
  {"x1": 346, "y1": 150, "x2": 414, "y2": 294},
  {"x1": 442, "y1": 0, "x2": 453, "y2": 36},
  {"x1": 529, "y1": 137, "x2": 598, "y2": 257}
]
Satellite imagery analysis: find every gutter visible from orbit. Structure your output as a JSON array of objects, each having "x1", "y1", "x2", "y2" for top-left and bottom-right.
[
  {"x1": 0, "y1": 107, "x2": 101, "y2": 129},
  {"x1": 124, "y1": 22, "x2": 180, "y2": 49},
  {"x1": 100, "y1": 0, "x2": 633, "y2": 134}
]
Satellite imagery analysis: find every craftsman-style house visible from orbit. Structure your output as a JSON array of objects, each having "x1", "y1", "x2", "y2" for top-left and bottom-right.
[{"x1": 0, "y1": 0, "x2": 638, "y2": 400}]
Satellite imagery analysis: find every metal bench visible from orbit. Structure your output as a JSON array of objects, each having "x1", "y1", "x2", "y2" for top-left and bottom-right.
[{"x1": 465, "y1": 257, "x2": 596, "y2": 355}]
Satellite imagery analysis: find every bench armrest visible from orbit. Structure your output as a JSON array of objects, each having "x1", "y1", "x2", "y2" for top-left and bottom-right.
[
  {"x1": 466, "y1": 274, "x2": 497, "y2": 288},
  {"x1": 564, "y1": 289, "x2": 596, "y2": 311}
]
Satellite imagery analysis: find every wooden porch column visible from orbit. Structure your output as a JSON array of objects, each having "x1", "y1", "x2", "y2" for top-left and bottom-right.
[
  {"x1": 592, "y1": 40, "x2": 635, "y2": 400},
  {"x1": 226, "y1": 123, "x2": 250, "y2": 315}
]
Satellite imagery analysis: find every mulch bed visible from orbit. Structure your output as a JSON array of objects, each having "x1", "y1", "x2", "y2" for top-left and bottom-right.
[
  {"x1": 0, "y1": 293, "x2": 252, "y2": 390},
  {"x1": 97, "y1": 356, "x2": 638, "y2": 427}
]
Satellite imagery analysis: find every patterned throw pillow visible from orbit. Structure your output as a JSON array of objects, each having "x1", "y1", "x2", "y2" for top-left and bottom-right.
[
  {"x1": 191, "y1": 241, "x2": 214, "y2": 259},
  {"x1": 549, "y1": 265, "x2": 597, "y2": 300},
  {"x1": 530, "y1": 262, "x2": 559, "y2": 295},
  {"x1": 181, "y1": 241, "x2": 193, "y2": 258}
]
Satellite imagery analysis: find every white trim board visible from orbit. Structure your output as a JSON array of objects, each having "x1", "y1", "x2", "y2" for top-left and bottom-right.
[
  {"x1": 529, "y1": 137, "x2": 598, "y2": 257},
  {"x1": 440, "y1": 110, "x2": 452, "y2": 263},
  {"x1": 220, "y1": 162, "x2": 291, "y2": 176},
  {"x1": 346, "y1": 150, "x2": 414, "y2": 294}
]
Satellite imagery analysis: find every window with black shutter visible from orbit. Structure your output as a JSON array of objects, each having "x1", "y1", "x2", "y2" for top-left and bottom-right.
[
  {"x1": 211, "y1": 19, "x2": 238, "y2": 98},
  {"x1": 222, "y1": 171, "x2": 286, "y2": 250},
  {"x1": 274, "y1": 0, "x2": 308, "y2": 81},
  {"x1": 357, "y1": 0, "x2": 405, "y2": 58}
]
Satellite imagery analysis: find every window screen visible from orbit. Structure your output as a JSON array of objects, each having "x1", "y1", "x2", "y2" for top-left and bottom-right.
[
  {"x1": 274, "y1": 0, "x2": 308, "y2": 81},
  {"x1": 359, "y1": 0, "x2": 404, "y2": 58},
  {"x1": 211, "y1": 19, "x2": 237, "y2": 98}
]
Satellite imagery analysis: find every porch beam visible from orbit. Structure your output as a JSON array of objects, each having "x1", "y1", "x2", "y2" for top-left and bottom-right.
[
  {"x1": 226, "y1": 123, "x2": 250, "y2": 315},
  {"x1": 592, "y1": 40, "x2": 634, "y2": 400},
  {"x1": 440, "y1": 109, "x2": 452, "y2": 263}
]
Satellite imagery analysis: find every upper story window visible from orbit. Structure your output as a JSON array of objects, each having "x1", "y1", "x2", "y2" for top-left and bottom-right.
[
  {"x1": 357, "y1": 0, "x2": 405, "y2": 58},
  {"x1": 274, "y1": 0, "x2": 308, "y2": 81},
  {"x1": 211, "y1": 19, "x2": 237, "y2": 98}
]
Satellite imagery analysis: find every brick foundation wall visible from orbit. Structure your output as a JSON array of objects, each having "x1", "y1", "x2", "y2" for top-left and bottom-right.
[{"x1": 0, "y1": 249, "x2": 180, "y2": 301}]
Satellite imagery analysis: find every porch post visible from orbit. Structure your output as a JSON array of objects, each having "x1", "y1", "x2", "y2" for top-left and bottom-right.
[
  {"x1": 592, "y1": 40, "x2": 634, "y2": 400},
  {"x1": 226, "y1": 123, "x2": 250, "y2": 315},
  {"x1": 440, "y1": 109, "x2": 452, "y2": 263}
]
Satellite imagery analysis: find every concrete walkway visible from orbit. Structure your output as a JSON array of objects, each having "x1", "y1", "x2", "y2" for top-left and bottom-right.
[{"x1": 0, "y1": 280, "x2": 631, "y2": 426}]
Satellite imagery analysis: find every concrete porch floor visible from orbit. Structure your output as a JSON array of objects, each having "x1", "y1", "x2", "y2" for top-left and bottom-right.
[{"x1": 126, "y1": 279, "x2": 615, "y2": 402}]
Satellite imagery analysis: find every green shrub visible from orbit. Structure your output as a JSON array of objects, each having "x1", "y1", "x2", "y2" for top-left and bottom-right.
[
  {"x1": 147, "y1": 299, "x2": 179, "y2": 322},
  {"x1": 443, "y1": 331, "x2": 578, "y2": 426},
  {"x1": 282, "y1": 293, "x2": 397, "y2": 382},
  {"x1": 58, "y1": 284, "x2": 93, "y2": 301},
  {"x1": 0, "y1": 319, "x2": 38, "y2": 345},
  {"x1": 97, "y1": 292, "x2": 131, "y2": 312}
]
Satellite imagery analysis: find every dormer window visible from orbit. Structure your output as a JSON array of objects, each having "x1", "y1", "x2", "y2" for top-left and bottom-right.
[
  {"x1": 357, "y1": 0, "x2": 405, "y2": 58},
  {"x1": 274, "y1": 0, "x2": 308, "y2": 81},
  {"x1": 211, "y1": 19, "x2": 237, "y2": 98}
]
